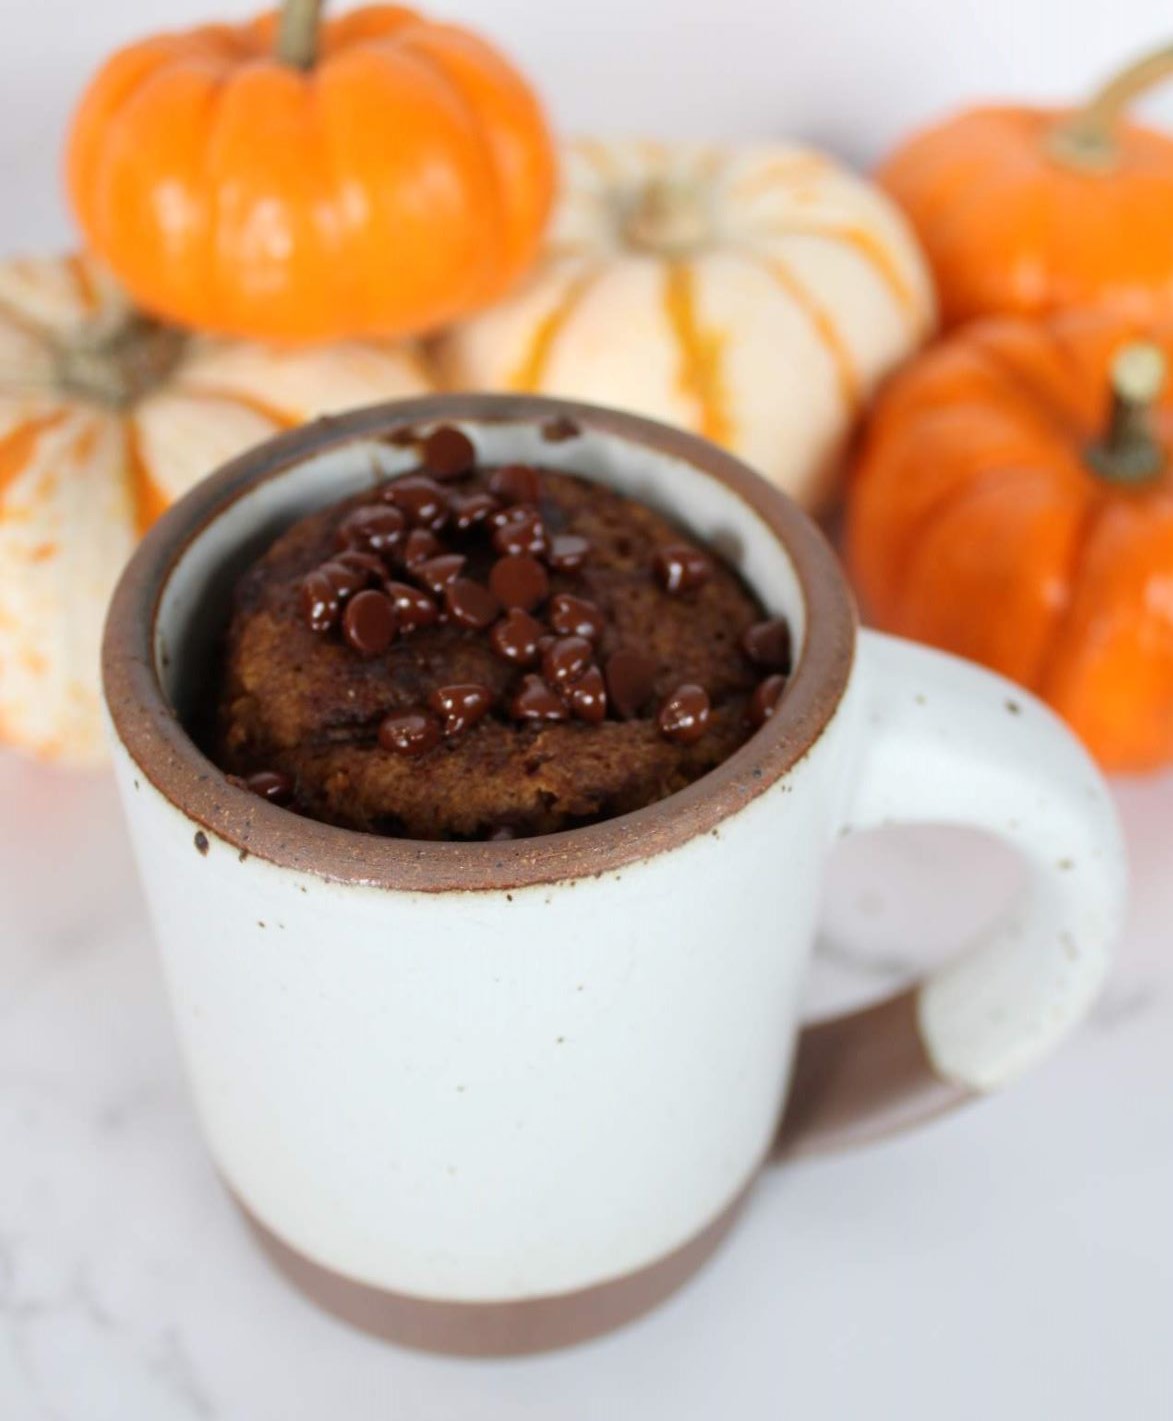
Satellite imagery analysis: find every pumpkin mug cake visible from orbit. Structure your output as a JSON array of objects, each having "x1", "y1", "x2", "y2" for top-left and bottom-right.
[
  {"x1": 210, "y1": 425, "x2": 792, "y2": 840},
  {"x1": 102, "y1": 396, "x2": 1124, "y2": 1356}
]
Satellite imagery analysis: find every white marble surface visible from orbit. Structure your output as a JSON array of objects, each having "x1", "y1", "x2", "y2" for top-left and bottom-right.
[{"x1": 2, "y1": 749, "x2": 1171, "y2": 1421}]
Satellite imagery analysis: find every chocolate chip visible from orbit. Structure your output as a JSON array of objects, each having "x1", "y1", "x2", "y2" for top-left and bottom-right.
[
  {"x1": 548, "y1": 593, "x2": 605, "y2": 640},
  {"x1": 604, "y1": 650, "x2": 658, "y2": 719},
  {"x1": 658, "y1": 684, "x2": 711, "y2": 744},
  {"x1": 542, "y1": 635, "x2": 594, "y2": 687},
  {"x1": 445, "y1": 578, "x2": 500, "y2": 630},
  {"x1": 334, "y1": 550, "x2": 388, "y2": 584},
  {"x1": 244, "y1": 770, "x2": 294, "y2": 805},
  {"x1": 449, "y1": 491, "x2": 500, "y2": 532},
  {"x1": 384, "y1": 580, "x2": 440, "y2": 633},
  {"x1": 428, "y1": 683, "x2": 494, "y2": 736},
  {"x1": 401, "y1": 529, "x2": 442, "y2": 569},
  {"x1": 489, "y1": 464, "x2": 541, "y2": 505},
  {"x1": 547, "y1": 534, "x2": 591, "y2": 572},
  {"x1": 378, "y1": 709, "x2": 441, "y2": 756},
  {"x1": 336, "y1": 504, "x2": 406, "y2": 554},
  {"x1": 318, "y1": 559, "x2": 367, "y2": 600},
  {"x1": 565, "y1": 665, "x2": 607, "y2": 723},
  {"x1": 741, "y1": 618, "x2": 792, "y2": 673},
  {"x1": 420, "y1": 425, "x2": 476, "y2": 480},
  {"x1": 510, "y1": 674, "x2": 571, "y2": 721},
  {"x1": 415, "y1": 554, "x2": 466, "y2": 596},
  {"x1": 491, "y1": 506, "x2": 548, "y2": 558},
  {"x1": 541, "y1": 415, "x2": 581, "y2": 442},
  {"x1": 342, "y1": 589, "x2": 397, "y2": 657},
  {"x1": 747, "y1": 674, "x2": 787, "y2": 728},
  {"x1": 489, "y1": 554, "x2": 549, "y2": 611},
  {"x1": 490, "y1": 607, "x2": 545, "y2": 665},
  {"x1": 653, "y1": 544, "x2": 712, "y2": 594},
  {"x1": 385, "y1": 476, "x2": 450, "y2": 530},
  {"x1": 300, "y1": 570, "x2": 340, "y2": 632}
]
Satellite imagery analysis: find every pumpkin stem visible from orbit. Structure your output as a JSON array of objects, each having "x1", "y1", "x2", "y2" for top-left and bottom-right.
[
  {"x1": 276, "y1": 0, "x2": 325, "y2": 70},
  {"x1": 1086, "y1": 342, "x2": 1167, "y2": 484},
  {"x1": 55, "y1": 313, "x2": 188, "y2": 410},
  {"x1": 1047, "y1": 43, "x2": 1173, "y2": 172},
  {"x1": 623, "y1": 179, "x2": 711, "y2": 255}
]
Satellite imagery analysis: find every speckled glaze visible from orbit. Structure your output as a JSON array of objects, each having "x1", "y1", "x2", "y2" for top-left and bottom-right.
[{"x1": 102, "y1": 396, "x2": 1126, "y2": 1350}]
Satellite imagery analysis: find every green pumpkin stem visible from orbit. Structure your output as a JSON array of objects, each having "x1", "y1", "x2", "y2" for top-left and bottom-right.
[
  {"x1": 1086, "y1": 343, "x2": 1166, "y2": 484},
  {"x1": 277, "y1": 0, "x2": 325, "y2": 71}
]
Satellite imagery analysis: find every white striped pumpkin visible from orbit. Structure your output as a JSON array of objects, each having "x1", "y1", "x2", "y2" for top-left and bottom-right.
[
  {"x1": 436, "y1": 139, "x2": 936, "y2": 510},
  {"x1": 0, "y1": 253, "x2": 433, "y2": 766}
]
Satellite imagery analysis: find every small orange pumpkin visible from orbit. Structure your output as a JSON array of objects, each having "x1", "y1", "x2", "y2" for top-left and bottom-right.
[
  {"x1": 845, "y1": 310, "x2": 1173, "y2": 772},
  {"x1": 66, "y1": 2, "x2": 556, "y2": 343},
  {"x1": 879, "y1": 44, "x2": 1173, "y2": 327}
]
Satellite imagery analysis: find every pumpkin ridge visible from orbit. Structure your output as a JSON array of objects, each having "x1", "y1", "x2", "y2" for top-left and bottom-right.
[
  {"x1": 507, "y1": 266, "x2": 602, "y2": 391},
  {"x1": 1030, "y1": 492, "x2": 1114, "y2": 699},
  {"x1": 124, "y1": 418, "x2": 170, "y2": 536},
  {"x1": 748, "y1": 250, "x2": 859, "y2": 407},
  {"x1": 763, "y1": 222, "x2": 923, "y2": 330},
  {"x1": 966, "y1": 339, "x2": 1087, "y2": 446},
  {"x1": 662, "y1": 260, "x2": 733, "y2": 447},
  {"x1": 174, "y1": 384, "x2": 301, "y2": 429},
  {"x1": 0, "y1": 414, "x2": 70, "y2": 504}
]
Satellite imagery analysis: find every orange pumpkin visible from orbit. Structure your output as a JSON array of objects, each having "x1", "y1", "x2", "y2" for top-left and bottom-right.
[
  {"x1": 846, "y1": 310, "x2": 1173, "y2": 772},
  {"x1": 66, "y1": 1, "x2": 556, "y2": 343},
  {"x1": 879, "y1": 44, "x2": 1173, "y2": 327}
]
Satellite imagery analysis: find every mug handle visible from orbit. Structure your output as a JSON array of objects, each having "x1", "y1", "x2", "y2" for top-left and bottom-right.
[{"x1": 776, "y1": 630, "x2": 1128, "y2": 1158}]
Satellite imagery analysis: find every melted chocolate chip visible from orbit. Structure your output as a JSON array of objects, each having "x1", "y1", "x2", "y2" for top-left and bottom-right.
[
  {"x1": 491, "y1": 506, "x2": 548, "y2": 558},
  {"x1": 342, "y1": 589, "x2": 397, "y2": 657},
  {"x1": 489, "y1": 554, "x2": 549, "y2": 611},
  {"x1": 543, "y1": 633, "x2": 594, "y2": 687},
  {"x1": 415, "y1": 553, "x2": 466, "y2": 597},
  {"x1": 428, "y1": 683, "x2": 494, "y2": 736},
  {"x1": 420, "y1": 425, "x2": 476, "y2": 480},
  {"x1": 547, "y1": 534, "x2": 591, "y2": 572},
  {"x1": 318, "y1": 559, "x2": 367, "y2": 600},
  {"x1": 300, "y1": 570, "x2": 340, "y2": 633},
  {"x1": 741, "y1": 618, "x2": 792, "y2": 673},
  {"x1": 490, "y1": 608, "x2": 545, "y2": 666},
  {"x1": 747, "y1": 674, "x2": 787, "y2": 728},
  {"x1": 401, "y1": 529, "x2": 442, "y2": 569},
  {"x1": 334, "y1": 550, "x2": 388, "y2": 584},
  {"x1": 378, "y1": 709, "x2": 441, "y2": 757},
  {"x1": 541, "y1": 415, "x2": 581, "y2": 442},
  {"x1": 653, "y1": 544, "x2": 712, "y2": 594},
  {"x1": 449, "y1": 491, "x2": 500, "y2": 532},
  {"x1": 384, "y1": 580, "x2": 440, "y2": 633},
  {"x1": 542, "y1": 635, "x2": 594, "y2": 687},
  {"x1": 548, "y1": 593, "x2": 605, "y2": 641},
  {"x1": 604, "y1": 650, "x2": 658, "y2": 720},
  {"x1": 489, "y1": 464, "x2": 541, "y2": 505},
  {"x1": 445, "y1": 578, "x2": 501, "y2": 630},
  {"x1": 385, "y1": 476, "x2": 450, "y2": 531},
  {"x1": 244, "y1": 770, "x2": 294, "y2": 805},
  {"x1": 565, "y1": 665, "x2": 607, "y2": 723},
  {"x1": 510, "y1": 674, "x2": 571, "y2": 721},
  {"x1": 336, "y1": 505, "x2": 406, "y2": 555},
  {"x1": 658, "y1": 684, "x2": 711, "y2": 744}
]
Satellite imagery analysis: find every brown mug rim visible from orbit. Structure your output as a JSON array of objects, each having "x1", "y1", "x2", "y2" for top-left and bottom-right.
[{"x1": 101, "y1": 394, "x2": 856, "y2": 892}]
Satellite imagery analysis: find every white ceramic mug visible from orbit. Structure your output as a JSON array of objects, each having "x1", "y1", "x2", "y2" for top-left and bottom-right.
[{"x1": 103, "y1": 396, "x2": 1127, "y2": 1354}]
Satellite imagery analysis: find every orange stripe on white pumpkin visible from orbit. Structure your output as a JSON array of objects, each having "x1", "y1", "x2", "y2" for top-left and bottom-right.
[
  {"x1": 661, "y1": 261, "x2": 733, "y2": 447},
  {"x1": 754, "y1": 254, "x2": 860, "y2": 408},
  {"x1": 507, "y1": 268, "x2": 603, "y2": 392},
  {"x1": 0, "y1": 413, "x2": 70, "y2": 504}
]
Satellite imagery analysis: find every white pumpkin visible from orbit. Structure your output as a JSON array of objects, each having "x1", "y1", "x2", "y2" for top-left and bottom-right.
[
  {"x1": 436, "y1": 139, "x2": 936, "y2": 509},
  {"x1": 0, "y1": 253, "x2": 433, "y2": 766}
]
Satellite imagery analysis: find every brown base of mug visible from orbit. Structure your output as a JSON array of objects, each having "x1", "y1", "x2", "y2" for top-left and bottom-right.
[{"x1": 233, "y1": 1181, "x2": 753, "y2": 1357}]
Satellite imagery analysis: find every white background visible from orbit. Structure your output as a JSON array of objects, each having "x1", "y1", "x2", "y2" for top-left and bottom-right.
[{"x1": 2, "y1": 2, "x2": 1173, "y2": 1419}]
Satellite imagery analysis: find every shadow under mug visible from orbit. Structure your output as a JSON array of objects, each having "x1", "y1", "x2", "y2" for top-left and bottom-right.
[{"x1": 102, "y1": 395, "x2": 1127, "y2": 1355}]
